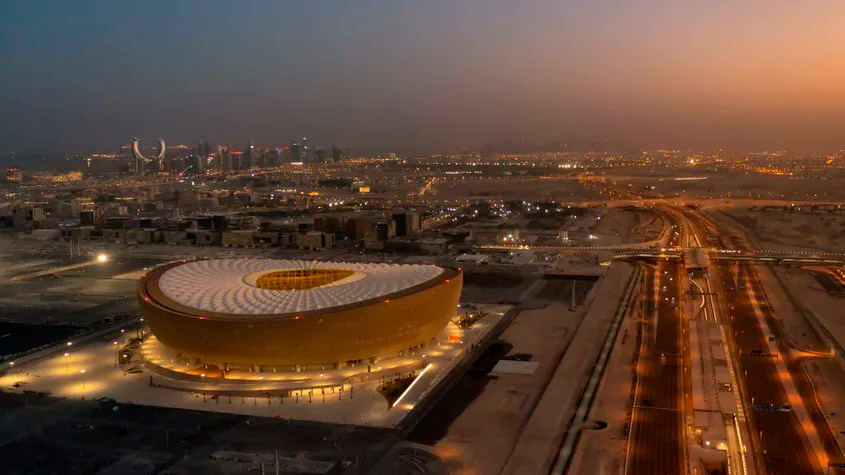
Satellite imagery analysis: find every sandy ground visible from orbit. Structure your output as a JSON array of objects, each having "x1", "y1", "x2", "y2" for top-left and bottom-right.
[
  {"x1": 432, "y1": 175, "x2": 596, "y2": 202},
  {"x1": 415, "y1": 289, "x2": 588, "y2": 474},
  {"x1": 785, "y1": 269, "x2": 845, "y2": 350},
  {"x1": 754, "y1": 265, "x2": 828, "y2": 351},
  {"x1": 780, "y1": 268, "x2": 845, "y2": 449},
  {"x1": 502, "y1": 262, "x2": 633, "y2": 475},
  {"x1": 565, "y1": 304, "x2": 638, "y2": 475},
  {"x1": 720, "y1": 207, "x2": 845, "y2": 253},
  {"x1": 590, "y1": 208, "x2": 642, "y2": 246},
  {"x1": 596, "y1": 168, "x2": 845, "y2": 201},
  {"x1": 803, "y1": 359, "x2": 845, "y2": 442}
]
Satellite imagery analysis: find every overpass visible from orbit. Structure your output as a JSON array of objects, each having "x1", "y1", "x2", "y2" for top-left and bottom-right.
[{"x1": 474, "y1": 244, "x2": 845, "y2": 265}]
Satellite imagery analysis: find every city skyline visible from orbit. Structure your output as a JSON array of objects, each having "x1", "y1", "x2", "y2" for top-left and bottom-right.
[{"x1": 3, "y1": 1, "x2": 845, "y2": 154}]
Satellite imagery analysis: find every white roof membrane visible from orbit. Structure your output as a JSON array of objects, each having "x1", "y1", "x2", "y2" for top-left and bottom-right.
[{"x1": 156, "y1": 259, "x2": 444, "y2": 316}]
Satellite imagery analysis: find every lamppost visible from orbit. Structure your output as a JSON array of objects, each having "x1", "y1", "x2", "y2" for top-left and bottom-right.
[
  {"x1": 80, "y1": 369, "x2": 86, "y2": 390},
  {"x1": 64, "y1": 353, "x2": 70, "y2": 373}
]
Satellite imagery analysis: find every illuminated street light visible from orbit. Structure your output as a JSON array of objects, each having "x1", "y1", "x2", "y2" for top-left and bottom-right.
[{"x1": 96, "y1": 253, "x2": 108, "y2": 263}]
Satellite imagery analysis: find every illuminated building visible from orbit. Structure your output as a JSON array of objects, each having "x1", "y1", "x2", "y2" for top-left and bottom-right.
[
  {"x1": 218, "y1": 146, "x2": 232, "y2": 172},
  {"x1": 131, "y1": 137, "x2": 166, "y2": 175},
  {"x1": 290, "y1": 141, "x2": 302, "y2": 163},
  {"x1": 4, "y1": 167, "x2": 23, "y2": 183},
  {"x1": 138, "y1": 259, "x2": 462, "y2": 369}
]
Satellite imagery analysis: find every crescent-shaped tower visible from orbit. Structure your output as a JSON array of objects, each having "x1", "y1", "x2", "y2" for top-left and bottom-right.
[{"x1": 132, "y1": 137, "x2": 166, "y2": 175}]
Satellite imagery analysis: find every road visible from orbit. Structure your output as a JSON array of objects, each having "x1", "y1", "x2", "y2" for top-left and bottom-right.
[
  {"x1": 685, "y1": 209, "x2": 845, "y2": 474},
  {"x1": 626, "y1": 218, "x2": 686, "y2": 475},
  {"x1": 717, "y1": 261, "x2": 818, "y2": 473}
]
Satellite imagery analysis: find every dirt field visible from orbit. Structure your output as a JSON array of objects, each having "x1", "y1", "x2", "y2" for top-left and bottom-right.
[{"x1": 720, "y1": 206, "x2": 845, "y2": 253}]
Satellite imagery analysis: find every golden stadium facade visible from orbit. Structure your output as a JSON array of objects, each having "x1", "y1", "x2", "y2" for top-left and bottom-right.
[{"x1": 138, "y1": 259, "x2": 462, "y2": 369}]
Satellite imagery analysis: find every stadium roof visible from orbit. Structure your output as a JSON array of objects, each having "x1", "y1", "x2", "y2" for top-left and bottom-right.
[{"x1": 156, "y1": 259, "x2": 444, "y2": 316}]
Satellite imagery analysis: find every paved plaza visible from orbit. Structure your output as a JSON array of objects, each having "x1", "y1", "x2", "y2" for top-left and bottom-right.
[{"x1": 1, "y1": 304, "x2": 510, "y2": 428}]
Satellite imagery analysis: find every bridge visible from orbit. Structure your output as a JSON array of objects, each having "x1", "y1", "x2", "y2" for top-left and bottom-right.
[{"x1": 474, "y1": 244, "x2": 845, "y2": 265}]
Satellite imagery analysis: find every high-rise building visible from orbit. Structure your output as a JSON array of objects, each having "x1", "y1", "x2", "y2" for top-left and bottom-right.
[
  {"x1": 243, "y1": 141, "x2": 254, "y2": 169},
  {"x1": 331, "y1": 146, "x2": 343, "y2": 162},
  {"x1": 271, "y1": 147, "x2": 284, "y2": 167},
  {"x1": 198, "y1": 140, "x2": 212, "y2": 159},
  {"x1": 230, "y1": 151, "x2": 244, "y2": 170},
  {"x1": 300, "y1": 137, "x2": 313, "y2": 163},
  {"x1": 184, "y1": 155, "x2": 203, "y2": 175},
  {"x1": 391, "y1": 208, "x2": 421, "y2": 237},
  {"x1": 290, "y1": 141, "x2": 302, "y2": 163},
  {"x1": 315, "y1": 147, "x2": 327, "y2": 163},
  {"x1": 218, "y1": 146, "x2": 232, "y2": 172},
  {"x1": 196, "y1": 141, "x2": 208, "y2": 174},
  {"x1": 132, "y1": 137, "x2": 166, "y2": 176}
]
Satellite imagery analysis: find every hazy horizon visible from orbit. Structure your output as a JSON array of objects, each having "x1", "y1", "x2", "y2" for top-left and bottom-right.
[{"x1": 3, "y1": 0, "x2": 845, "y2": 154}]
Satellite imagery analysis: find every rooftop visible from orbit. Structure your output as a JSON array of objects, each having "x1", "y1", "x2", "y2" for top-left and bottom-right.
[{"x1": 155, "y1": 258, "x2": 444, "y2": 316}]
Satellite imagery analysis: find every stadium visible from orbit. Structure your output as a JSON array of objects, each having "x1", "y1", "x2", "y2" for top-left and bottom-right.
[{"x1": 137, "y1": 258, "x2": 463, "y2": 372}]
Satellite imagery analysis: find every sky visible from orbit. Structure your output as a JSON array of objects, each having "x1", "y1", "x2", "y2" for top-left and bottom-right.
[{"x1": 2, "y1": 0, "x2": 845, "y2": 154}]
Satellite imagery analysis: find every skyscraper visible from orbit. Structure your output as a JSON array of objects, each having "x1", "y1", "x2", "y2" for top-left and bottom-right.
[
  {"x1": 290, "y1": 141, "x2": 302, "y2": 163},
  {"x1": 196, "y1": 141, "x2": 209, "y2": 174},
  {"x1": 315, "y1": 147, "x2": 327, "y2": 164},
  {"x1": 243, "y1": 141, "x2": 254, "y2": 169},
  {"x1": 300, "y1": 137, "x2": 311, "y2": 163},
  {"x1": 198, "y1": 140, "x2": 212, "y2": 158},
  {"x1": 230, "y1": 151, "x2": 244, "y2": 170},
  {"x1": 271, "y1": 147, "x2": 284, "y2": 167},
  {"x1": 218, "y1": 146, "x2": 232, "y2": 172}
]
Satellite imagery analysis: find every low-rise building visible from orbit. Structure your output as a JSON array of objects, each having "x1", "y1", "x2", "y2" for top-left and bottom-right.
[
  {"x1": 296, "y1": 231, "x2": 334, "y2": 250},
  {"x1": 222, "y1": 230, "x2": 256, "y2": 248}
]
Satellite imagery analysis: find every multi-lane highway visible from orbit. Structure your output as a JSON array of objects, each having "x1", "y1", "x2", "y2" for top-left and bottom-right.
[
  {"x1": 744, "y1": 263, "x2": 845, "y2": 473},
  {"x1": 626, "y1": 220, "x2": 686, "y2": 475},
  {"x1": 684, "y1": 209, "x2": 845, "y2": 475},
  {"x1": 716, "y1": 261, "x2": 818, "y2": 473}
]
